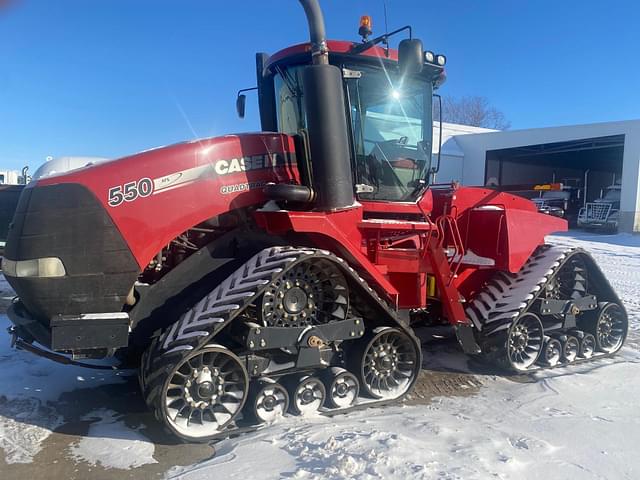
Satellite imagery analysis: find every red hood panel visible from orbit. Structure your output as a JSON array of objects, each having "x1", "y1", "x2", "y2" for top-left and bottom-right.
[{"x1": 38, "y1": 133, "x2": 298, "y2": 268}]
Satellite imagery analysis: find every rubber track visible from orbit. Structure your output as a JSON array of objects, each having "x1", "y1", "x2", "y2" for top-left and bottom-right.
[
  {"x1": 466, "y1": 245, "x2": 572, "y2": 337},
  {"x1": 140, "y1": 246, "x2": 421, "y2": 423},
  {"x1": 465, "y1": 244, "x2": 621, "y2": 371}
]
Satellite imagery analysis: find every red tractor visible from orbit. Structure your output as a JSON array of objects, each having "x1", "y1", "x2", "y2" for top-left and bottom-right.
[{"x1": 3, "y1": 1, "x2": 627, "y2": 441}]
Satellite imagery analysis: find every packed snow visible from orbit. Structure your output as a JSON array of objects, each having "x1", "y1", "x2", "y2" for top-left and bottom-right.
[
  {"x1": 68, "y1": 409, "x2": 157, "y2": 470},
  {"x1": 0, "y1": 231, "x2": 638, "y2": 478}
]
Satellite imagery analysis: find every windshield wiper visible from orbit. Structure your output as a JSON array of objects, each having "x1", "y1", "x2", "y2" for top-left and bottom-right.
[{"x1": 409, "y1": 179, "x2": 428, "y2": 198}]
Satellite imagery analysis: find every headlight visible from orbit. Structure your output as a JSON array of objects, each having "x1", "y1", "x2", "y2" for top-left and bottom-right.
[
  {"x1": 424, "y1": 51, "x2": 435, "y2": 63},
  {"x1": 2, "y1": 257, "x2": 66, "y2": 278},
  {"x1": 436, "y1": 54, "x2": 447, "y2": 66}
]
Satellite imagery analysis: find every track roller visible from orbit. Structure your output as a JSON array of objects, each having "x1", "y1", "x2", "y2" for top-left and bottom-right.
[
  {"x1": 561, "y1": 335, "x2": 579, "y2": 363},
  {"x1": 321, "y1": 367, "x2": 359, "y2": 408},
  {"x1": 356, "y1": 327, "x2": 420, "y2": 399},
  {"x1": 285, "y1": 375, "x2": 326, "y2": 415},
  {"x1": 246, "y1": 378, "x2": 289, "y2": 424},
  {"x1": 540, "y1": 336, "x2": 562, "y2": 367},
  {"x1": 579, "y1": 333, "x2": 596, "y2": 358}
]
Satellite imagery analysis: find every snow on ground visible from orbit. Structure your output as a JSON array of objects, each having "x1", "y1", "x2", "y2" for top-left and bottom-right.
[
  {"x1": 68, "y1": 409, "x2": 157, "y2": 470},
  {"x1": 167, "y1": 357, "x2": 640, "y2": 480},
  {"x1": 168, "y1": 232, "x2": 640, "y2": 480},
  {"x1": 0, "y1": 320, "x2": 129, "y2": 464},
  {"x1": 0, "y1": 397, "x2": 63, "y2": 464}
]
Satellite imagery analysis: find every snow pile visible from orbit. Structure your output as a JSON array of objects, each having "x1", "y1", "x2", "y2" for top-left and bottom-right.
[{"x1": 68, "y1": 409, "x2": 157, "y2": 469}]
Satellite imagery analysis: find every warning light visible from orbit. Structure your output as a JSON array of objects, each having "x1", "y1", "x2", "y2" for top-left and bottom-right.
[
  {"x1": 533, "y1": 183, "x2": 563, "y2": 191},
  {"x1": 359, "y1": 15, "x2": 373, "y2": 41}
]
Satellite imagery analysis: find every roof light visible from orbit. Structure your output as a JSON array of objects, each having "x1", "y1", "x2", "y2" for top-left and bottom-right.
[
  {"x1": 358, "y1": 15, "x2": 373, "y2": 41},
  {"x1": 424, "y1": 51, "x2": 435, "y2": 63},
  {"x1": 436, "y1": 54, "x2": 447, "y2": 66}
]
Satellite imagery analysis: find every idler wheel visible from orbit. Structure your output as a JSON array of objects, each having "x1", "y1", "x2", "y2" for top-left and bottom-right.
[
  {"x1": 505, "y1": 313, "x2": 544, "y2": 371},
  {"x1": 590, "y1": 302, "x2": 628, "y2": 354},
  {"x1": 561, "y1": 335, "x2": 579, "y2": 363},
  {"x1": 355, "y1": 328, "x2": 419, "y2": 399},
  {"x1": 160, "y1": 346, "x2": 248, "y2": 441},
  {"x1": 579, "y1": 333, "x2": 596, "y2": 359}
]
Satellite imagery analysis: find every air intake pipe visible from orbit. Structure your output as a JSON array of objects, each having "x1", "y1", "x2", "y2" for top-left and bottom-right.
[{"x1": 298, "y1": 0, "x2": 355, "y2": 210}]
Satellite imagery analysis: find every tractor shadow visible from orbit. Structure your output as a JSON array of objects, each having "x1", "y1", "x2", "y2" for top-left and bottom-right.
[
  {"x1": 415, "y1": 325, "x2": 500, "y2": 375},
  {"x1": 52, "y1": 374, "x2": 182, "y2": 445},
  {"x1": 414, "y1": 324, "x2": 549, "y2": 382}
]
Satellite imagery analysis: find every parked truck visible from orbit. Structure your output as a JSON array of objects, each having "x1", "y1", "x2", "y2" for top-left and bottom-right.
[{"x1": 578, "y1": 182, "x2": 621, "y2": 232}]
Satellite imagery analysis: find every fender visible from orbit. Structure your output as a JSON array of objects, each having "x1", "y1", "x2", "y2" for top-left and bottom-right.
[{"x1": 432, "y1": 186, "x2": 567, "y2": 273}]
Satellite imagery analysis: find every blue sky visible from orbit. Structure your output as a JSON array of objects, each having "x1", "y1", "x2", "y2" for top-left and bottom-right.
[{"x1": 0, "y1": 0, "x2": 638, "y2": 171}]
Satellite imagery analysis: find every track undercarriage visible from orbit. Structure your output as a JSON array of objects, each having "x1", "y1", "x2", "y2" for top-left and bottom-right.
[
  {"x1": 139, "y1": 246, "x2": 422, "y2": 441},
  {"x1": 137, "y1": 244, "x2": 629, "y2": 441},
  {"x1": 467, "y1": 245, "x2": 628, "y2": 372}
]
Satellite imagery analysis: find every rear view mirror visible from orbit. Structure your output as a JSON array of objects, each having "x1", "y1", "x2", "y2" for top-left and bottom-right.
[
  {"x1": 398, "y1": 38, "x2": 424, "y2": 75},
  {"x1": 236, "y1": 94, "x2": 247, "y2": 119}
]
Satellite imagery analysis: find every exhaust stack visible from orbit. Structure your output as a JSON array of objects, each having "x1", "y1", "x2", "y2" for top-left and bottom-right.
[{"x1": 298, "y1": 0, "x2": 354, "y2": 210}]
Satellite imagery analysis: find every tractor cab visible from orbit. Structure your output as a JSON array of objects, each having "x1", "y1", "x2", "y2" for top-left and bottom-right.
[{"x1": 240, "y1": 24, "x2": 446, "y2": 205}]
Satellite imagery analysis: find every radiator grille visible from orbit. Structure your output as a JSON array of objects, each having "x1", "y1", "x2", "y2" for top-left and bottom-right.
[{"x1": 585, "y1": 203, "x2": 612, "y2": 221}]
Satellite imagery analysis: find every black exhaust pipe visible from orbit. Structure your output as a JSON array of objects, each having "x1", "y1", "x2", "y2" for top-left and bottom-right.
[{"x1": 298, "y1": 0, "x2": 354, "y2": 210}]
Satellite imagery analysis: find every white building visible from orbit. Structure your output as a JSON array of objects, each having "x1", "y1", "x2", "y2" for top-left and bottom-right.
[
  {"x1": 0, "y1": 169, "x2": 26, "y2": 185},
  {"x1": 433, "y1": 119, "x2": 640, "y2": 232}
]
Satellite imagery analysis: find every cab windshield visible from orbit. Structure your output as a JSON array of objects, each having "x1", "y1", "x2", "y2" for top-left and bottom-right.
[
  {"x1": 346, "y1": 65, "x2": 433, "y2": 201},
  {"x1": 273, "y1": 62, "x2": 433, "y2": 202},
  {"x1": 602, "y1": 188, "x2": 621, "y2": 202}
]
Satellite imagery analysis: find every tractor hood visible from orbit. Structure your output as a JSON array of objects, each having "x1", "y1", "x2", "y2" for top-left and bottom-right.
[
  {"x1": 4, "y1": 133, "x2": 299, "y2": 321},
  {"x1": 31, "y1": 133, "x2": 299, "y2": 268}
]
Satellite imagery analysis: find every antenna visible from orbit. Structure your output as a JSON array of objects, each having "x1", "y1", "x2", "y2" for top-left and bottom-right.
[
  {"x1": 382, "y1": 0, "x2": 389, "y2": 55},
  {"x1": 383, "y1": 0, "x2": 389, "y2": 36}
]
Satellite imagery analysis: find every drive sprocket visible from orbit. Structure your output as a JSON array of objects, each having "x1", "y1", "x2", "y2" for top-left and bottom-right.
[{"x1": 259, "y1": 259, "x2": 349, "y2": 327}]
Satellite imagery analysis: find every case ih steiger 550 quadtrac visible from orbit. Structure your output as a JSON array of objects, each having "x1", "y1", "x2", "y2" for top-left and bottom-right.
[{"x1": 3, "y1": 1, "x2": 628, "y2": 441}]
